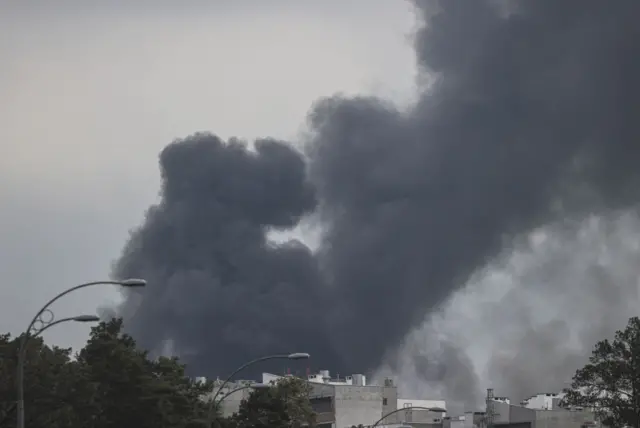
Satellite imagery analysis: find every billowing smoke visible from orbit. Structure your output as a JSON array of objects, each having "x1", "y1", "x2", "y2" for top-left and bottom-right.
[
  {"x1": 115, "y1": 136, "x2": 341, "y2": 375},
  {"x1": 115, "y1": 0, "x2": 640, "y2": 410},
  {"x1": 384, "y1": 212, "x2": 640, "y2": 413}
]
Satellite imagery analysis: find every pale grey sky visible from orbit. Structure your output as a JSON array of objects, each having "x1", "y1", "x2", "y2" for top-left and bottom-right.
[{"x1": 0, "y1": 0, "x2": 416, "y2": 351}]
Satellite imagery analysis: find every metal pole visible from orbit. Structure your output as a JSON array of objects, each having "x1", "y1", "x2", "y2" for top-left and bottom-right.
[
  {"x1": 210, "y1": 355, "x2": 289, "y2": 404},
  {"x1": 16, "y1": 335, "x2": 26, "y2": 428},
  {"x1": 16, "y1": 279, "x2": 144, "y2": 428},
  {"x1": 207, "y1": 353, "x2": 308, "y2": 428},
  {"x1": 16, "y1": 316, "x2": 94, "y2": 428}
]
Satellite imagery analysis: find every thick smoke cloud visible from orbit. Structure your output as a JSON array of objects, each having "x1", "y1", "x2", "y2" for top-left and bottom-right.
[
  {"x1": 115, "y1": 136, "x2": 339, "y2": 376},
  {"x1": 378, "y1": 0, "x2": 640, "y2": 409},
  {"x1": 116, "y1": 0, "x2": 640, "y2": 407}
]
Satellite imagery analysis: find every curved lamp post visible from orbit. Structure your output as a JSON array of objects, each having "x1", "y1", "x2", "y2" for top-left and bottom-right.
[
  {"x1": 207, "y1": 352, "x2": 310, "y2": 428},
  {"x1": 16, "y1": 278, "x2": 146, "y2": 428},
  {"x1": 371, "y1": 406, "x2": 444, "y2": 428},
  {"x1": 210, "y1": 353, "x2": 309, "y2": 404}
]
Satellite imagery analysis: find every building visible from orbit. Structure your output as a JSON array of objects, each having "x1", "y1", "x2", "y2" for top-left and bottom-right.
[
  {"x1": 395, "y1": 399, "x2": 447, "y2": 428},
  {"x1": 398, "y1": 399, "x2": 447, "y2": 413},
  {"x1": 197, "y1": 372, "x2": 599, "y2": 428},
  {"x1": 442, "y1": 412, "x2": 486, "y2": 428},
  {"x1": 264, "y1": 370, "x2": 447, "y2": 428},
  {"x1": 486, "y1": 390, "x2": 599, "y2": 428},
  {"x1": 443, "y1": 414, "x2": 466, "y2": 428},
  {"x1": 198, "y1": 369, "x2": 447, "y2": 428},
  {"x1": 264, "y1": 370, "x2": 396, "y2": 428},
  {"x1": 520, "y1": 393, "x2": 566, "y2": 411}
]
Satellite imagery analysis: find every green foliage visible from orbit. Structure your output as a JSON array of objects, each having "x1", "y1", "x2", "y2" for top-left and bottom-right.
[
  {"x1": 0, "y1": 318, "x2": 212, "y2": 428},
  {"x1": 0, "y1": 333, "x2": 86, "y2": 428},
  {"x1": 78, "y1": 318, "x2": 212, "y2": 428},
  {"x1": 1, "y1": 319, "x2": 316, "y2": 428},
  {"x1": 232, "y1": 377, "x2": 316, "y2": 428},
  {"x1": 563, "y1": 316, "x2": 640, "y2": 428}
]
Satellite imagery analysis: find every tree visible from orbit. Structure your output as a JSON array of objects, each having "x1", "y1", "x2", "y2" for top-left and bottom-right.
[
  {"x1": 205, "y1": 404, "x2": 236, "y2": 428},
  {"x1": 1, "y1": 319, "x2": 314, "y2": 428},
  {"x1": 77, "y1": 317, "x2": 212, "y2": 428},
  {"x1": 0, "y1": 333, "x2": 89, "y2": 428},
  {"x1": 233, "y1": 377, "x2": 316, "y2": 428},
  {"x1": 0, "y1": 333, "x2": 19, "y2": 427},
  {"x1": 563, "y1": 316, "x2": 640, "y2": 428}
]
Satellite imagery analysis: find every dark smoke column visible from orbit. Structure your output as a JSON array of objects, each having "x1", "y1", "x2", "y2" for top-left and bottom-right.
[
  {"x1": 114, "y1": 133, "x2": 339, "y2": 377},
  {"x1": 114, "y1": 0, "x2": 640, "y2": 393},
  {"x1": 305, "y1": 0, "x2": 640, "y2": 375}
]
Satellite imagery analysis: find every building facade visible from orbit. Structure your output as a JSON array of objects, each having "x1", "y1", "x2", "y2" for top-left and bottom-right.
[
  {"x1": 265, "y1": 370, "x2": 447, "y2": 428},
  {"x1": 197, "y1": 373, "x2": 599, "y2": 428},
  {"x1": 487, "y1": 393, "x2": 599, "y2": 428},
  {"x1": 520, "y1": 393, "x2": 566, "y2": 411}
]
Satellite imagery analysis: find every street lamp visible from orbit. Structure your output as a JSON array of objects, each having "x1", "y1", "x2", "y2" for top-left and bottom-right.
[
  {"x1": 207, "y1": 353, "x2": 310, "y2": 428},
  {"x1": 16, "y1": 314, "x2": 100, "y2": 427},
  {"x1": 210, "y1": 353, "x2": 310, "y2": 403},
  {"x1": 27, "y1": 315, "x2": 101, "y2": 337},
  {"x1": 16, "y1": 278, "x2": 146, "y2": 428},
  {"x1": 371, "y1": 406, "x2": 444, "y2": 428}
]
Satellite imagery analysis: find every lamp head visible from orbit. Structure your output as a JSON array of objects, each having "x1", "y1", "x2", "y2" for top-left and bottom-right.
[
  {"x1": 73, "y1": 315, "x2": 101, "y2": 322},
  {"x1": 120, "y1": 278, "x2": 147, "y2": 287},
  {"x1": 287, "y1": 352, "x2": 310, "y2": 360}
]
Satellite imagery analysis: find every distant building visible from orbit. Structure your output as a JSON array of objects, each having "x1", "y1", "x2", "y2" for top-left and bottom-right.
[
  {"x1": 397, "y1": 399, "x2": 447, "y2": 414},
  {"x1": 443, "y1": 414, "x2": 466, "y2": 428},
  {"x1": 196, "y1": 373, "x2": 599, "y2": 428},
  {"x1": 395, "y1": 399, "x2": 447, "y2": 428},
  {"x1": 486, "y1": 391, "x2": 599, "y2": 428},
  {"x1": 263, "y1": 370, "x2": 447, "y2": 428},
  {"x1": 520, "y1": 393, "x2": 566, "y2": 411},
  {"x1": 442, "y1": 412, "x2": 485, "y2": 428}
]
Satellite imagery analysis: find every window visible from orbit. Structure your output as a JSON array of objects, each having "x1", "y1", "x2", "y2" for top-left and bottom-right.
[{"x1": 383, "y1": 398, "x2": 388, "y2": 406}]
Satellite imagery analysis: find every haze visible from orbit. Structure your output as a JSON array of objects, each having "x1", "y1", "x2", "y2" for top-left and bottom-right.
[{"x1": 0, "y1": 0, "x2": 415, "y2": 349}]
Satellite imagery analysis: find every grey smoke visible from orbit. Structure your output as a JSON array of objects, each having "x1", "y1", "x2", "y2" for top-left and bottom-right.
[
  {"x1": 388, "y1": 213, "x2": 640, "y2": 412},
  {"x1": 115, "y1": 136, "x2": 341, "y2": 374},
  {"x1": 115, "y1": 0, "x2": 640, "y2": 408},
  {"x1": 483, "y1": 214, "x2": 640, "y2": 402}
]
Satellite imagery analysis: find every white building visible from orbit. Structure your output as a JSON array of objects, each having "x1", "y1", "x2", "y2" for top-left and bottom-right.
[
  {"x1": 306, "y1": 370, "x2": 368, "y2": 386},
  {"x1": 264, "y1": 370, "x2": 446, "y2": 428},
  {"x1": 487, "y1": 392, "x2": 598, "y2": 428},
  {"x1": 520, "y1": 392, "x2": 566, "y2": 410},
  {"x1": 493, "y1": 396, "x2": 511, "y2": 405}
]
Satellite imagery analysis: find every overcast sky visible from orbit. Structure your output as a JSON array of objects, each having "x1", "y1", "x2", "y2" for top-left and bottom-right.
[{"x1": 0, "y1": 0, "x2": 416, "y2": 351}]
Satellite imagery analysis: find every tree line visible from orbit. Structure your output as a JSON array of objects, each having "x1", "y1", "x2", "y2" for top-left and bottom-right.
[
  {"x1": 4, "y1": 315, "x2": 640, "y2": 427},
  {"x1": 0, "y1": 318, "x2": 314, "y2": 428}
]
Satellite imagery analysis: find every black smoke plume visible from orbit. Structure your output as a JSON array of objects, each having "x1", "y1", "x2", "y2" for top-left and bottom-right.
[
  {"x1": 115, "y1": 136, "x2": 340, "y2": 376},
  {"x1": 116, "y1": 0, "x2": 640, "y2": 398}
]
